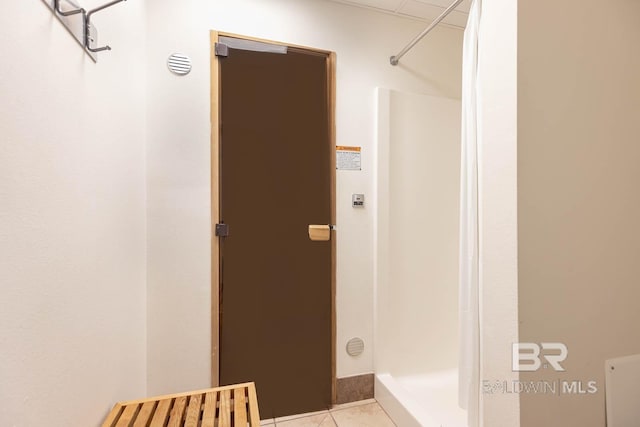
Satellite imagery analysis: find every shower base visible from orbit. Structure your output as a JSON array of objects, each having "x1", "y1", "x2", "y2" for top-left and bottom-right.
[{"x1": 376, "y1": 369, "x2": 467, "y2": 427}]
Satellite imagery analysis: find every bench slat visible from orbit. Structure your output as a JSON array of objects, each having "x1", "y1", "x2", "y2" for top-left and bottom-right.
[
  {"x1": 202, "y1": 391, "x2": 217, "y2": 426},
  {"x1": 248, "y1": 383, "x2": 261, "y2": 426},
  {"x1": 184, "y1": 393, "x2": 203, "y2": 427},
  {"x1": 115, "y1": 404, "x2": 139, "y2": 427},
  {"x1": 168, "y1": 396, "x2": 188, "y2": 427},
  {"x1": 234, "y1": 387, "x2": 248, "y2": 427},
  {"x1": 149, "y1": 398, "x2": 172, "y2": 427},
  {"x1": 133, "y1": 401, "x2": 156, "y2": 427},
  {"x1": 219, "y1": 389, "x2": 231, "y2": 426},
  {"x1": 101, "y1": 404, "x2": 123, "y2": 427}
]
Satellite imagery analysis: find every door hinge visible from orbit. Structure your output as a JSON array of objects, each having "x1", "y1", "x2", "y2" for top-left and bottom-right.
[
  {"x1": 215, "y1": 223, "x2": 229, "y2": 237},
  {"x1": 214, "y1": 43, "x2": 229, "y2": 58}
]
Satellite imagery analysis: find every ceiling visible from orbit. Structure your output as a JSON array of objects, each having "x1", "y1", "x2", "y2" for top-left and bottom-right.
[{"x1": 327, "y1": 0, "x2": 471, "y2": 28}]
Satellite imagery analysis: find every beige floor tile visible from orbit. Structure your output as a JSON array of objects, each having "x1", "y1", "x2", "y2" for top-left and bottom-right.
[
  {"x1": 330, "y1": 398, "x2": 377, "y2": 412},
  {"x1": 320, "y1": 415, "x2": 338, "y2": 427},
  {"x1": 330, "y1": 403, "x2": 396, "y2": 427},
  {"x1": 261, "y1": 419, "x2": 275, "y2": 426},
  {"x1": 276, "y1": 412, "x2": 335, "y2": 427},
  {"x1": 275, "y1": 410, "x2": 329, "y2": 423}
]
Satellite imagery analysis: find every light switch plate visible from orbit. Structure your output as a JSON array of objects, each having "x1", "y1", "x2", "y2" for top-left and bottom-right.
[{"x1": 352, "y1": 194, "x2": 365, "y2": 208}]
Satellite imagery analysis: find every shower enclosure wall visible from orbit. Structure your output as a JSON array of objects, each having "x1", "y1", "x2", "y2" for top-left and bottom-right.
[{"x1": 375, "y1": 88, "x2": 465, "y2": 427}]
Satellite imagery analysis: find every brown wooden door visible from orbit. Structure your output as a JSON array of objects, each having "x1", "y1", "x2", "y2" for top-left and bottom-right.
[{"x1": 216, "y1": 38, "x2": 333, "y2": 419}]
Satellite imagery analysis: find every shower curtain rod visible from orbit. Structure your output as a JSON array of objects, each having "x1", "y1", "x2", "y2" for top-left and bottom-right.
[{"x1": 390, "y1": 0, "x2": 466, "y2": 65}]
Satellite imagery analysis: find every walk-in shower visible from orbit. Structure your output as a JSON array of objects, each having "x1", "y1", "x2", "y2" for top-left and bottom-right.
[
  {"x1": 375, "y1": 0, "x2": 480, "y2": 424},
  {"x1": 374, "y1": 88, "x2": 465, "y2": 427}
]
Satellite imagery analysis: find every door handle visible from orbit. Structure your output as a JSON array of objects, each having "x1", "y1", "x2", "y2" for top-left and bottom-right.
[{"x1": 308, "y1": 225, "x2": 335, "y2": 241}]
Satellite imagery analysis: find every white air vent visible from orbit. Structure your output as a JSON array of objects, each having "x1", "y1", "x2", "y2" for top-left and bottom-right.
[
  {"x1": 167, "y1": 53, "x2": 192, "y2": 76},
  {"x1": 346, "y1": 337, "x2": 365, "y2": 357}
]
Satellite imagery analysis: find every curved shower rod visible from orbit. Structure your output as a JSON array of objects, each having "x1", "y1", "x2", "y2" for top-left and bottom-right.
[{"x1": 390, "y1": 0, "x2": 465, "y2": 66}]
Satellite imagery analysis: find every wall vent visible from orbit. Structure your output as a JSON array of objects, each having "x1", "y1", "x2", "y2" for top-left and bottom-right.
[
  {"x1": 346, "y1": 338, "x2": 365, "y2": 357},
  {"x1": 167, "y1": 53, "x2": 192, "y2": 76}
]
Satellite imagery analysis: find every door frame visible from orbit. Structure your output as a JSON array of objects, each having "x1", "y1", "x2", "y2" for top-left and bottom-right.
[{"x1": 209, "y1": 31, "x2": 337, "y2": 404}]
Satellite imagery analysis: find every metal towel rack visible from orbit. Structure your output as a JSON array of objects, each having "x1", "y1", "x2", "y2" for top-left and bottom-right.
[{"x1": 44, "y1": 0, "x2": 127, "y2": 62}]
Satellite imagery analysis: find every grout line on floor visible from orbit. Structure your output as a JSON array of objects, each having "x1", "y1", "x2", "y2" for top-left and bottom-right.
[
  {"x1": 275, "y1": 409, "x2": 330, "y2": 424},
  {"x1": 330, "y1": 400, "x2": 378, "y2": 414},
  {"x1": 376, "y1": 401, "x2": 398, "y2": 427},
  {"x1": 270, "y1": 399, "x2": 388, "y2": 426},
  {"x1": 328, "y1": 411, "x2": 338, "y2": 426},
  {"x1": 330, "y1": 398, "x2": 377, "y2": 412}
]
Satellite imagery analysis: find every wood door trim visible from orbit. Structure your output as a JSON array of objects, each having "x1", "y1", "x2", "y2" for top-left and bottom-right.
[
  {"x1": 210, "y1": 31, "x2": 338, "y2": 404},
  {"x1": 210, "y1": 30, "x2": 221, "y2": 388},
  {"x1": 328, "y1": 51, "x2": 337, "y2": 405}
]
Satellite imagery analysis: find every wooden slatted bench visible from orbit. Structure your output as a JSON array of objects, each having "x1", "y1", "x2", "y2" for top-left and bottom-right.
[{"x1": 101, "y1": 382, "x2": 260, "y2": 427}]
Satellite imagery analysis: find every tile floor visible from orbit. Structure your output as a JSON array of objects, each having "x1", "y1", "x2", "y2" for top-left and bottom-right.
[{"x1": 260, "y1": 399, "x2": 396, "y2": 427}]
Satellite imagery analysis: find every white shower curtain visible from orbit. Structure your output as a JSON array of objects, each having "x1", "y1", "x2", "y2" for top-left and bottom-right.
[{"x1": 459, "y1": 1, "x2": 481, "y2": 427}]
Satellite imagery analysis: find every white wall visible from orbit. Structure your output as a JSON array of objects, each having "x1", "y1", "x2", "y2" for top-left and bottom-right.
[
  {"x1": 375, "y1": 89, "x2": 461, "y2": 378},
  {"x1": 518, "y1": 0, "x2": 640, "y2": 426},
  {"x1": 477, "y1": 0, "x2": 520, "y2": 426},
  {"x1": 0, "y1": 1, "x2": 147, "y2": 426},
  {"x1": 146, "y1": 0, "x2": 463, "y2": 394}
]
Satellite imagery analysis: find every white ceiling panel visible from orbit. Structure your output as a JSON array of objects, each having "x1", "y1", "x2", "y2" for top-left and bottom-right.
[
  {"x1": 338, "y1": 0, "x2": 405, "y2": 12},
  {"x1": 400, "y1": 0, "x2": 469, "y2": 27},
  {"x1": 327, "y1": 0, "x2": 470, "y2": 28},
  {"x1": 413, "y1": 0, "x2": 472, "y2": 13}
]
